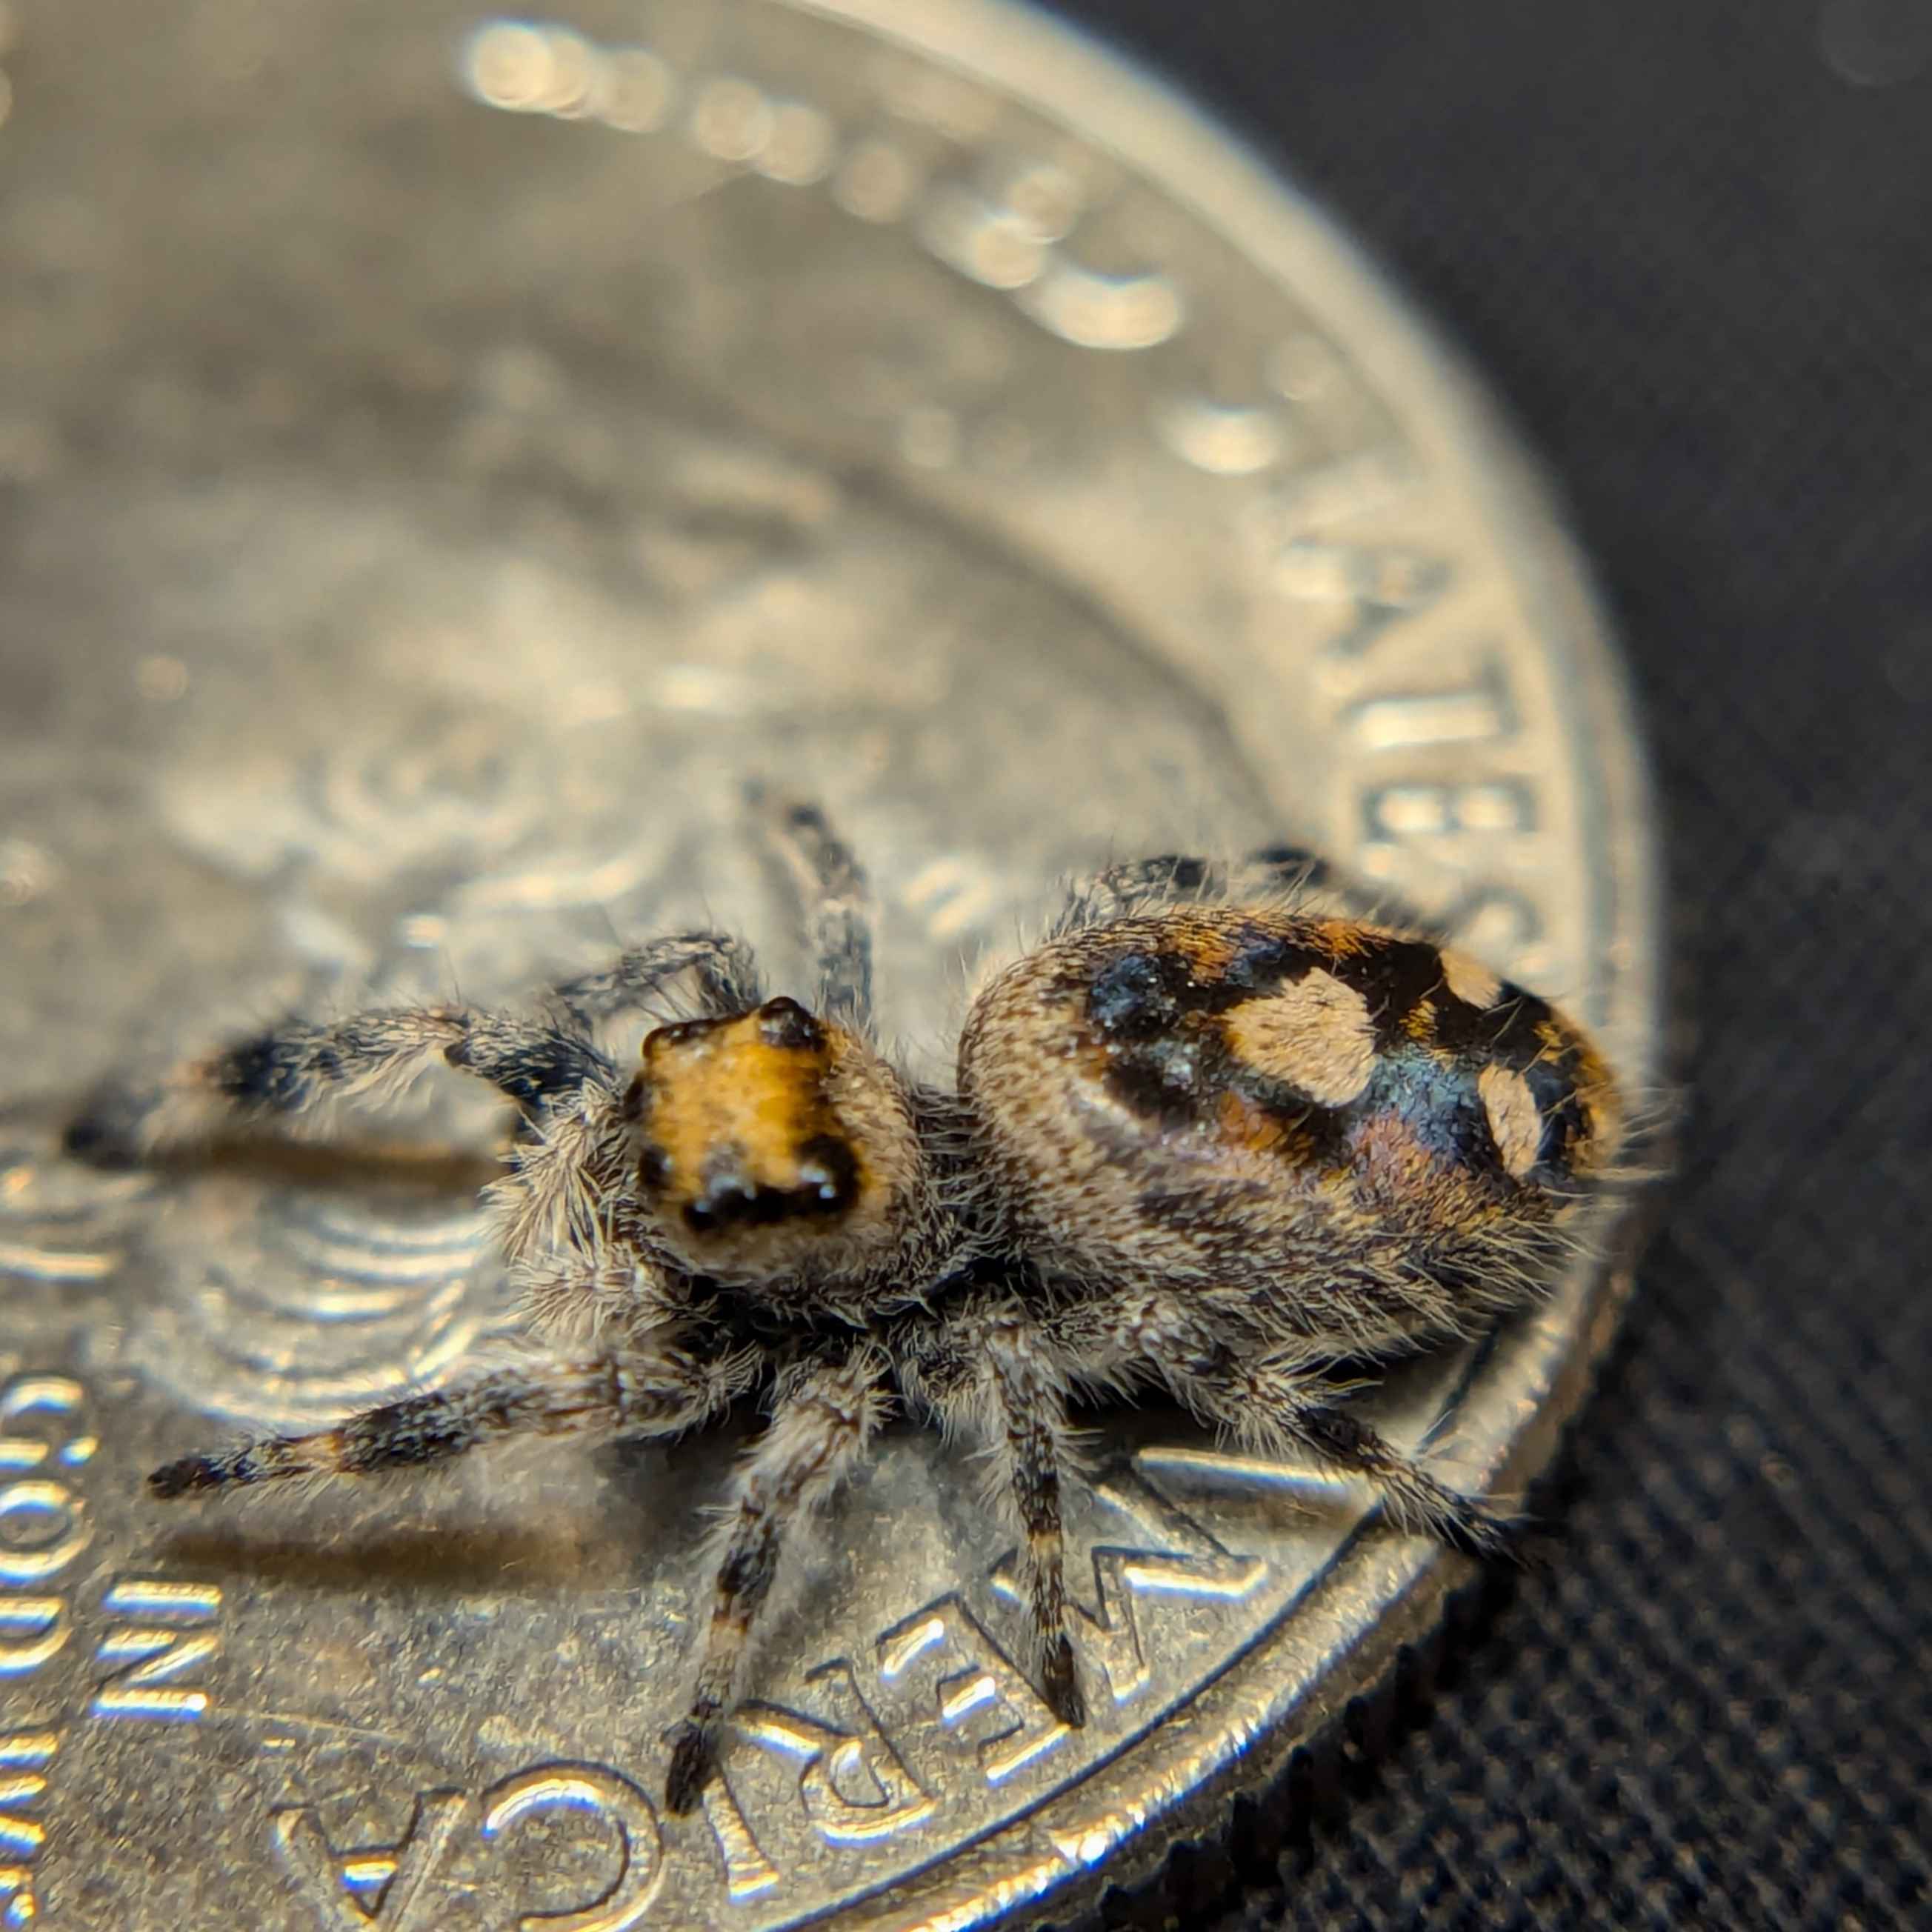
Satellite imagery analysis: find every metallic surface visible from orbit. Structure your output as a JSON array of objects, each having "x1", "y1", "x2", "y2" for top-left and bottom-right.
[{"x1": 0, "y1": 1, "x2": 1660, "y2": 1925}]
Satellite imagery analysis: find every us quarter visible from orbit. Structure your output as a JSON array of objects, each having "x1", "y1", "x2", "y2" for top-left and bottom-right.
[{"x1": 0, "y1": 0, "x2": 1660, "y2": 1925}]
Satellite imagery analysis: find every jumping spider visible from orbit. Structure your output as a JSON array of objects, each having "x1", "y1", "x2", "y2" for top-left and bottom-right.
[{"x1": 67, "y1": 797, "x2": 1623, "y2": 1814}]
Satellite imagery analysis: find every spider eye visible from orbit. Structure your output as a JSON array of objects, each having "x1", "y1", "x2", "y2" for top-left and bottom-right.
[
  {"x1": 642, "y1": 1016, "x2": 716, "y2": 1055},
  {"x1": 795, "y1": 1135, "x2": 859, "y2": 1208},
  {"x1": 680, "y1": 1133, "x2": 859, "y2": 1234},
  {"x1": 756, "y1": 997, "x2": 825, "y2": 1050}
]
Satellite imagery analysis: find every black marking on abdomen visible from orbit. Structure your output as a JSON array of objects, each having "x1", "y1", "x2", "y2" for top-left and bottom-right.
[
  {"x1": 1085, "y1": 951, "x2": 1183, "y2": 1042},
  {"x1": 1100, "y1": 1035, "x2": 1219, "y2": 1129},
  {"x1": 1080, "y1": 922, "x2": 1454, "y2": 1049},
  {"x1": 1072, "y1": 920, "x2": 1550, "y2": 1167},
  {"x1": 1347, "y1": 939, "x2": 1451, "y2": 1050},
  {"x1": 1468, "y1": 987, "x2": 1597, "y2": 1177},
  {"x1": 1520, "y1": 1056, "x2": 1590, "y2": 1177}
]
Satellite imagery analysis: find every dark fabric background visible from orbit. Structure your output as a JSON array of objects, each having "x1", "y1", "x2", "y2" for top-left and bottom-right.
[{"x1": 1037, "y1": 4, "x2": 1932, "y2": 1927}]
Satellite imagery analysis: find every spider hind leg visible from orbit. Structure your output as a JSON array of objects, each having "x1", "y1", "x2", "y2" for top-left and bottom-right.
[{"x1": 1176, "y1": 1348, "x2": 1519, "y2": 1559}]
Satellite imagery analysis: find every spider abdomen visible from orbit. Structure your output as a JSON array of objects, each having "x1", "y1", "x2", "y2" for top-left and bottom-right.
[{"x1": 959, "y1": 906, "x2": 1622, "y2": 1345}]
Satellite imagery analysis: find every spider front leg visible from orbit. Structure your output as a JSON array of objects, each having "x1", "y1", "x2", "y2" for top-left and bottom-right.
[
  {"x1": 1172, "y1": 1348, "x2": 1518, "y2": 1559},
  {"x1": 148, "y1": 1347, "x2": 739, "y2": 1499},
  {"x1": 66, "y1": 1004, "x2": 614, "y2": 1167},
  {"x1": 550, "y1": 931, "x2": 762, "y2": 1031},
  {"x1": 752, "y1": 791, "x2": 876, "y2": 1034},
  {"x1": 664, "y1": 1348, "x2": 888, "y2": 1814}
]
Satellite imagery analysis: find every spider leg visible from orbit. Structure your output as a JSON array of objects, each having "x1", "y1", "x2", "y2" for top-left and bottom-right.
[
  {"x1": 67, "y1": 1006, "x2": 615, "y2": 1167},
  {"x1": 1237, "y1": 845, "x2": 1439, "y2": 932},
  {"x1": 981, "y1": 1325, "x2": 1086, "y2": 1727},
  {"x1": 550, "y1": 932, "x2": 762, "y2": 1031},
  {"x1": 1052, "y1": 844, "x2": 1419, "y2": 935},
  {"x1": 147, "y1": 1350, "x2": 738, "y2": 1499},
  {"x1": 1050, "y1": 854, "x2": 1229, "y2": 934},
  {"x1": 752, "y1": 792, "x2": 875, "y2": 1033},
  {"x1": 664, "y1": 1348, "x2": 887, "y2": 1814},
  {"x1": 1236, "y1": 842, "x2": 1342, "y2": 897},
  {"x1": 900, "y1": 1309, "x2": 1086, "y2": 1730},
  {"x1": 1170, "y1": 1348, "x2": 1516, "y2": 1559},
  {"x1": 510, "y1": 1236, "x2": 684, "y2": 1348}
]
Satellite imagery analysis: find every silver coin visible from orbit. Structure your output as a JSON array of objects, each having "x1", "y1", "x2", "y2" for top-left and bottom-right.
[{"x1": 0, "y1": 0, "x2": 1660, "y2": 1926}]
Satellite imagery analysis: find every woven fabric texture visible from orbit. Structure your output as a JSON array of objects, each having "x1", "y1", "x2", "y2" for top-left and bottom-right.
[{"x1": 1045, "y1": 4, "x2": 1932, "y2": 1927}]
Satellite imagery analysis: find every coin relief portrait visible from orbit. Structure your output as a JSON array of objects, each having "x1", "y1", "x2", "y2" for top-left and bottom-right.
[{"x1": 0, "y1": 3, "x2": 1659, "y2": 1928}]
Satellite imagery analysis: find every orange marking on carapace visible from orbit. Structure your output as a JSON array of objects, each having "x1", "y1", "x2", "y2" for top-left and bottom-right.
[{"x1": 641, "y1": 1015, "x2": 856, "y2": 1204}]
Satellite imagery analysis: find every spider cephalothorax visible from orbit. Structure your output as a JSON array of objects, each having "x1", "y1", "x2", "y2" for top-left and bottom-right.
[
  {"x1": 622, "y1": 994, "x2": 933, "y2": 1292},
  {"x1": 70, "y1": 799, "x2": 1623, "y2": 1813}
]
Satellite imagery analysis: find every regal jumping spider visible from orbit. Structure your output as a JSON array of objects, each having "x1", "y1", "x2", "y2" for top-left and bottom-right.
[{"x1": 67, "y1": 797, "x2": 1623, "y2": 1813}]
